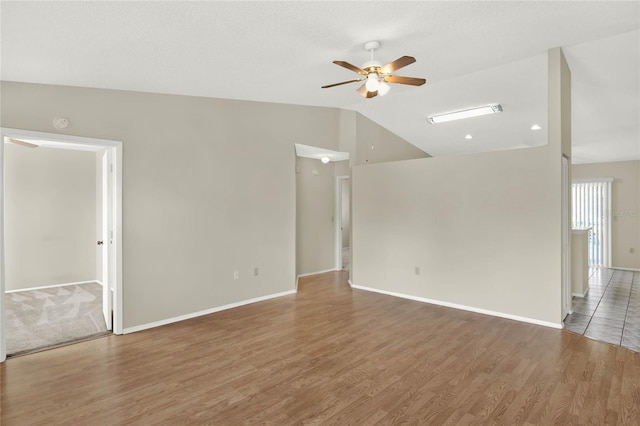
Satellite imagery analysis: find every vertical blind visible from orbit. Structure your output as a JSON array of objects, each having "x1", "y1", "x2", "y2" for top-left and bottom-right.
[{"x1": 571, "y1": 179, "x2": 613, "y2": 267}]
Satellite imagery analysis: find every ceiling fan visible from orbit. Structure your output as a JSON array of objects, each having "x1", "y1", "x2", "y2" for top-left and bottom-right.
[
  {"x1": 322, "y1": 41, "x2": 426, "y2": 98},
  {"x1": 3, "y1": 137, "x2": 39, "y2": 148}
]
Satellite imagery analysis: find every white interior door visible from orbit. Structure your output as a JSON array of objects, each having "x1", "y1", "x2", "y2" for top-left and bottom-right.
[{"x1": 102, "y1": 149, "x2": 113, "y2": 330}]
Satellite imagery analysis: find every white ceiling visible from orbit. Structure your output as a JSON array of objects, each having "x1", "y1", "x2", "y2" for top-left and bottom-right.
[{"x1": 1, "y1": 1, "x2": 638, "y2": 164}]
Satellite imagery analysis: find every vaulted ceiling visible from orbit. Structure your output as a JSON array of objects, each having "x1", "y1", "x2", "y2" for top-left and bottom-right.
[{"x1": 1, "y1": 1, "x2": 638, "y2": 164}]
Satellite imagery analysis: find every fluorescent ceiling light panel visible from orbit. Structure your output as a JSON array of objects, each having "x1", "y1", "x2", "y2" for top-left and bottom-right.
[{"x1": 427, "y1": 104, "x2": 503, "y2": 124}]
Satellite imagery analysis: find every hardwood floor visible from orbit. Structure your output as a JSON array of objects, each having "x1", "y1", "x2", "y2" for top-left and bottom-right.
[{"x1": 2, "y1": 271, "x2": 640, "y2": 425}]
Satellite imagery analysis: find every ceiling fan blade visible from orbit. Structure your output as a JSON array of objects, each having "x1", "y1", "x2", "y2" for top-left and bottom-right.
[
  {"x1": 333, "y1": 60, "x2": 368, "y2": 75},
  {"x1": 356, "y1": 84, "x2": 368, "y2": 97},
  {"x1": 381, "y1": 56, "x2": 416, "y2": 74},
  {"x1": 3, "y1": 137, "x2": 39, "y2": 148},
  {"x1": 383, "y1": 75, "x2": 426, "y2": 86},
  {"x1": 356, "y1": 84, "x2": 377, "y2": 98},
  {"x1": 322, "y1": 78, "x2": 364, "y2": 89}
]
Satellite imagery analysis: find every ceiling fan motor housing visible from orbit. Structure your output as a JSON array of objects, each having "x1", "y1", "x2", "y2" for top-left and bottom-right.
[{"x1": 362, "y1": 61, "x2": 382, "y2": 71}]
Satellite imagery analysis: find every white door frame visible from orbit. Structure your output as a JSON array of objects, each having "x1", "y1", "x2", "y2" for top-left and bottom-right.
[
  {"x1": 100, "y1": 148, "x2": 114, "y2": 331},
  {"x1": 561, "y1": 155, "x2": 572, "y2": 320},
  {"x1": 0, "y1": 128, "x2": 123, "y2": 362},
  {"x1": 335, "y1": 175, "x2": 350, "y2": 270}
]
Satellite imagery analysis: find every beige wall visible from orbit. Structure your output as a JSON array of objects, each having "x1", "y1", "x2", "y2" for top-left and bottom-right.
[
  {"x1": 1, "y1": 81, "x2": 343, "y2": 328},
  {"x1": 296, "y1": 157, "x2": 336, "y2": 275},
  {"x1": 5, "y1": 144, "x2": 96, "y2": 290},
  {"x1": 338, "y1": 109, "x2": 429, "y2": 167},
  {"x1": 355, "y1": 113, "x2": 430, "y2": 165},
  {"x1": 339, "y1": 110, "x2": 357, "y2": 166},
  {"x1": 572, "y1": 160, "x2": 640, "y2": 269},
  {"x1": 352, "y1": 146, "x2": 562, "y2": 325}
]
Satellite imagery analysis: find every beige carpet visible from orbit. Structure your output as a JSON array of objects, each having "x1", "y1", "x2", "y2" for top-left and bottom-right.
[{"x1": 5, "y1": 282, "x2": 109, "y2": 356}]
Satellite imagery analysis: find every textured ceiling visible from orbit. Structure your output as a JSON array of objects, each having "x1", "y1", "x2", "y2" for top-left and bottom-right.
[{"x1": 1, "y1": 1, "x2": 638, "y2": 163}]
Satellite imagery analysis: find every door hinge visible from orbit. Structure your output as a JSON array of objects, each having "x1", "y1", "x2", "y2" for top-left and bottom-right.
[{"x1": 110, "y1": 163, "x2": 114, "y2": 173}]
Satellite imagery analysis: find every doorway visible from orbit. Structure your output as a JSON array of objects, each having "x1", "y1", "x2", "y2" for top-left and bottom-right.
[
  {"x1": 336, "y1": 176, "x2": 350, "y2": 271},
  {"x1": 0, "y1": 128, "x2": 123, "y2": 362},
  {"x1": 571, "y1": 178, "x2": 613, "y2": 267},
  {"x1": 294, "y1": 143, "x2": 349, "y2": 281}
]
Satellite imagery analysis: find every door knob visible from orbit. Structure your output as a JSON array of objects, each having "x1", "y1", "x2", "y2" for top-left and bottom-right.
[{"x1": 97, "y1": 241, "x2": 104, "y2": 245}]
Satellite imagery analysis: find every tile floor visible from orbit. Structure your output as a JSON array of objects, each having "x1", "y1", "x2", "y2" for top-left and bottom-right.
[{"x1": 564, "y1": 267, "x2": 640, "y2": 352}]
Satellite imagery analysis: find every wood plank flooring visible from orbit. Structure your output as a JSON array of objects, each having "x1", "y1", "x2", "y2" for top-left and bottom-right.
[{"x1": 2, "y1": 271, "x2": 640, "y2": 425}]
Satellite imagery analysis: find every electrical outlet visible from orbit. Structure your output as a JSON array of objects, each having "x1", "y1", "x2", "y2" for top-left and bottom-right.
[
  {"x1": 415, "y1": 266, "x2": 420, "y2": 275},
  {"x1": 233, "y1": 270, "x2": 239, "y2": 280},
  {"x1": 254, "y1": 267, "x2": 259, "y2": 276}
]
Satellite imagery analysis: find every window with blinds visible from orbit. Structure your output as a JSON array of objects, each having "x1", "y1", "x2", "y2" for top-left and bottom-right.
[{"x1": 571, "y1": 179, "x2": 613, "y2": 267}]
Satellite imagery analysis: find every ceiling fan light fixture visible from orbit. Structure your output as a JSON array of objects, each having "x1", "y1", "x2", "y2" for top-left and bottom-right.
[
  {"x1": 427, "y1": 104, "x2": 503, "y2": 124},
  {"x1": 377, "y1": 81, "x2": 390, "y2": 96},
  {"x1": 365, "y1": 73, "x2": 380, "y2": 92}
]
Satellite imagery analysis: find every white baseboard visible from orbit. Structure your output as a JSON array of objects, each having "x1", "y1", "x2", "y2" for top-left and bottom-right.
[
  {"x1": 612, "y1": 267, "x2": 640, "y2": 272},
  {"x1": 123, "y1": 289, "x2": 297, "y2": 334},
  {"x1": 572, "y1": 287, "x2": 589, "y2": 298},
  {"x1": 5, "y1": 280, "x2": 99, "y2": 293},
  {"x1": 349, "y1": 283, "x2": 562, "y2": 330},
  {"x1": 297, "y1": 269, "x2": 337, "y2": 279}
]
